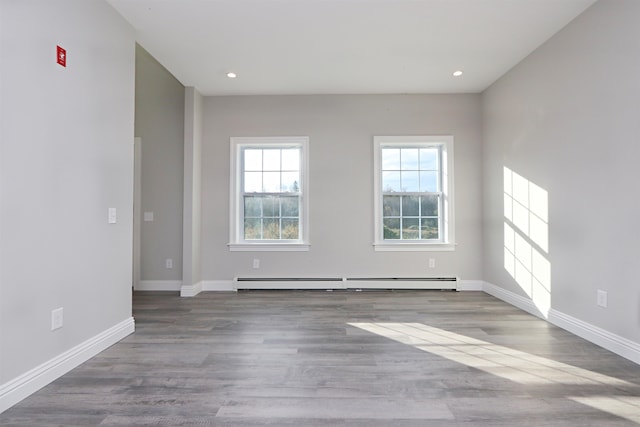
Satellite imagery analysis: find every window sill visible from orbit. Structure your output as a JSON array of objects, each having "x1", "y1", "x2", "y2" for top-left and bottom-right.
[
  {"x1": 228, "y1": 243, "x2": 310, "y2": 252},
  {"x1": 373, "y1": 242, "x2": 456, "y2": 252}
]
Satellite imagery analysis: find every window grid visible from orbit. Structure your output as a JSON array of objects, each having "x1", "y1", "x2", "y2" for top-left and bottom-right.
[
  {"x1": 243, "y1": 195, "x2": 300, "y2": 240},
  {"x1": 381, "y1": 146, "x2": 443, "y2": 241},
  {"x1": 382, "y1": 193, "x2": 441, "y2": 240},
  {"x1": 240, "y1": 147, "x2": 302, "y2": 241}
]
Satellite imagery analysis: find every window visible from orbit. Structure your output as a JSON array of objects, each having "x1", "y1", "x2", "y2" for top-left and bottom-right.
[
  {"x1": 229, "y1": 137, "x2": 309, "y2": 251},
  {"x1": 373, "y1": 136, "x2": 454, "y2": 251}
]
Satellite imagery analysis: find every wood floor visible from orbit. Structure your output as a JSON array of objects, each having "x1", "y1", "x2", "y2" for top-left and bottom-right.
[{"x1": 2, "y1": 290, "x2": 640, "y2": 426}]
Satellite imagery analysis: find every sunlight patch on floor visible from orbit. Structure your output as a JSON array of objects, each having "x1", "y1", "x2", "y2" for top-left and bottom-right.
[
  {"x1": 569, "y1": 396, "x2": 640, "y2": 424},
  {"x1": 349, "y1": 322, "x2": 631, "y2": 388}
]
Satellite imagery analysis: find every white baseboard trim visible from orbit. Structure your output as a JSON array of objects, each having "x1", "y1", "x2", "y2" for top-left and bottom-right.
[
  {"x1": 135, "y1": 280, "x2": 182, "y2": 291},
  {"x1": 482, "y1": 281, "x2": 548, "y2": 319},
  {"x1": 0, "y1": 317, "x2": 134, "y2": 414},
  {"x1": 457, "y1": 280, "x2": 484, "y2": 291},
  {"x1": 202, "y1": 280, "x2": 235, "y2": 292},
  {"x1": 482, "y1": 281, "x2": 640, "y2": 366},
  {"x1": 180, "y1": 281, "x2": 203, "y2": 297},
  {"x1": 180, "y1": 280, "x2": 235, "y2": 297},
  {"x1": 548, "y1": 309, "x2": 640, "y2": 365}
]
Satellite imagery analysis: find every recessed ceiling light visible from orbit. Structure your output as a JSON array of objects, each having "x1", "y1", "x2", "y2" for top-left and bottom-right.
[
  {"x1": 453, "y1": 70, "x2": 463, "y2": 77},
  {"x1": 226, "y1": 72, "x2": 237, "y2": 79}
]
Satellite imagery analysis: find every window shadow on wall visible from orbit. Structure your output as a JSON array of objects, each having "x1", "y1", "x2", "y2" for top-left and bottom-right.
[{"x1": 503, "y1": 167, "x2": 550, "y2": 318}]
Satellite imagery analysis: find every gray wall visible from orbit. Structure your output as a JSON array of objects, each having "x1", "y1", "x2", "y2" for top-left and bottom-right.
[
  {"x1": 201, "y1": 95, "x2": 483, "y2": 281},
  {"x1": 482, "y1": 0, "x2": 640, "y2": 343},
  {"x1": 0, "y1": 0, "x2": 135, "y2": 382},
  {"x1": 135, "y1": 45, "x2": 185, "y2": 282},
  {"x1": 183, "y1": 87, "x2": 204, "y2": 287}
]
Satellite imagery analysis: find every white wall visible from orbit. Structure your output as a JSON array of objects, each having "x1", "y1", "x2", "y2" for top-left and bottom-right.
[
  {"x1": 482, "y1": 0, "x2": 640, "y2": 344},
  {"x1": 201, "y1": 94, "x2": 483, "y2": 281},
  {"x1": 0, "y1": 0, "x2": 135, "y2": 407},
  {"x1": 134, "y1": 45, "x2": 185, "y2": 282}
]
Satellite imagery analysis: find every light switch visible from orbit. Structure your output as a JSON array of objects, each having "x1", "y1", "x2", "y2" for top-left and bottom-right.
[
  {"x1": 108, "y1": 208, "x2": 117, "y2": 224},
  {"x1": 51, "y1": 307, "x2": 63, "y2": 330},
  {"x1": 144, "y1": 212, "x2": 154, "y2": 222}
]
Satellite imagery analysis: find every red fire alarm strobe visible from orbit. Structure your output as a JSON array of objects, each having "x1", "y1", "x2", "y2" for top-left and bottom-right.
[{"x1": 57, "y1": 45, "x2": 66, "y2": 67}]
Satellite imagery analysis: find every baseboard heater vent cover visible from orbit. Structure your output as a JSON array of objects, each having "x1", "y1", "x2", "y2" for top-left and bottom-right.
[
  {"x1": 346, "y1": 277, "x2": 457, "y2": 290},
  {"x1": 233, "y1": 277, "x2": 457, "y2": 291},
  {"x1": 234, "y1": 277, "x2": 345, "y2": 290}
]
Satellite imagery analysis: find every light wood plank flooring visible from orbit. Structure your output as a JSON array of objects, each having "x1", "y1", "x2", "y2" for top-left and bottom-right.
[{"x1": 2, "y1": 290, "x2": 640, "y2": 426}]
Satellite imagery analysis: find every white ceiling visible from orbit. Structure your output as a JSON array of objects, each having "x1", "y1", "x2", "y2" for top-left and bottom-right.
[{"x1": 107, "y1": 0, "x2": 596, "y2": 96}]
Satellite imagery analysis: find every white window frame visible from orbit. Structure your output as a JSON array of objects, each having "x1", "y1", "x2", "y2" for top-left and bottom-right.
[
  {"x1": 373, "y1": 135, "x2": 455, "y2": 251},
  {"x1": 229, "y1": 136, "x2": 310, "y2": 252}
]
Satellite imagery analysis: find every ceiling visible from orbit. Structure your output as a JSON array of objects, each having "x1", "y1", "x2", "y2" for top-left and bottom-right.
[{"x1": 107, "y1": 0, "x2": 596, "y2": 96}]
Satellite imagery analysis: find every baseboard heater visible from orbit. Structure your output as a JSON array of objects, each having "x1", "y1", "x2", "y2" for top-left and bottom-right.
[
  {"x1": 346, "y1": 277, "x2": 457, "y2": 290},
  {"x1": 233, "y1": 277, "x2": 458, "y2": 291}
]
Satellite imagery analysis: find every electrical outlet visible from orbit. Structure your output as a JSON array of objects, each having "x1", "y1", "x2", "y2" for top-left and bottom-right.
[
  {"x1": 597, "y1": 290, "x2": 608, "y2": 308},
  {"x1": 253, "y1": 259, "x2": 260, "y2": 269},
  {"x1": 429, "y1": 258, "x2": 436, "y2": 268},
  {"x1": 51, "y1": 308, "x2": 63, "y2": 331},
  {"x1": 166, "y1": 258, "x2": 173, "y2": 269}
]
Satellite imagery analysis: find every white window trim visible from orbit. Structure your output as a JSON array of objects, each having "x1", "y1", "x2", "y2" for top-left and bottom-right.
[
  {"x1": 228, "y1": 136, "x2": 310, "y2": 252},
  {"x1": 373, "y1": 135, "x2": 455, "y2": 252}
]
